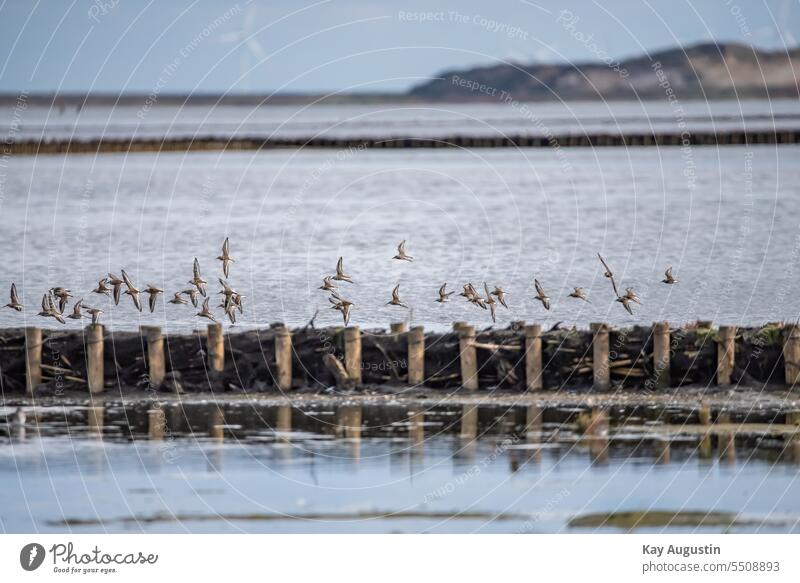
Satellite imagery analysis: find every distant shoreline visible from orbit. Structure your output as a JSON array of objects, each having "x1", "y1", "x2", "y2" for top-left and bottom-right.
[{"x1": 4, "y1": 128, "x2": 798, "y2": 155}]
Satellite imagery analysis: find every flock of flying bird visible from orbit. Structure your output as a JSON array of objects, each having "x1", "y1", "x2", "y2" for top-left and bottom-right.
[
  {"x1": 1, "y1": 237, "x2": 679, "y2": 328},
  {"x1": 1, "y1": 238, "x2": 239, "y2": 325},
  {"x1": 319, "y1": 240, "x2": 679, "y2": 326}
]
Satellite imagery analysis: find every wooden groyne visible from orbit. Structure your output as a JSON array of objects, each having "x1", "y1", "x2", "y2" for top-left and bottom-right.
[
  {"x1": 4, "y1": 128, "x2": 800, "y2": 156},
  {"x1": 0, "y1": 321, "x2": 797, "y2": 395}
]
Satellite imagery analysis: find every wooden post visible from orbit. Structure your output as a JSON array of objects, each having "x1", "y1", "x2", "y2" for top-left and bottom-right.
[
  {"x1": 524, "y1": 324, "x2": 542, "y2": 391},
  {"x1": 207, "y1": 323, "x2": 224, "y2": 372},
  {"x1": 407, "y1": 326, "x2": 425, "y2": 386},
  {"x1": 652, "y1": 321, "x2": 670, "y2": 389},
  {"x1": 390, "y1": 322, "x2": 407, "y2": 334},
  {"x1": 142, "y1": 326, "x2": 165, "y2": 387},
  {"x1": 86, "y1": 324, "x2": 104, "y2": 394},
  {"x1": 24, "y1": 327, "x2": 42, "y2": 395},
  {"x1": 783, "y1": 324, "x2": 800, "y2": 387},
  {"x1": 591, "y1": 323, "x2": 610, "y2": 391},
  {"x1": 274, "y1": 326, "x2": 292, "y2": 391},
  {"x1": 717, "y1": 326, "x2": 736, "y2": 385},
  {"x1": 148, "y1": 408, "x2": 165, "y2": 440},
  {"x1": 458, "y1": 325, "x2": 478, "y2": 390},
  {"x1": 344, "y1": 326, "x2": 362, "y2": 385}
]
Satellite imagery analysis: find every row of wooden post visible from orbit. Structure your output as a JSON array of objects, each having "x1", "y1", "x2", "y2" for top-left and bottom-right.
[{"x1": 18, "y1": 322, "x2": 800, "y2": 394}]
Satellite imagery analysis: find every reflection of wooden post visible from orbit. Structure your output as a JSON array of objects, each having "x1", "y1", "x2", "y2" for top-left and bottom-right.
[
  {"x1": 408, "y1": 326, "x2": 425, "y2": 386},
  {"x1": 390, "y1": 322, "x2": 406, "y2": 334},
  {"x1": 698, "y1": 405, "x2": 712, "y2": 458},
  {"x1": 652, "y1": 322, "x2": 670, "y2": 389},
  {"x1": 276, "y1": 405, "x2": 292, "y2": 433},
  {"x1": 783, "y1": 324, "x2": 800, "y2": 387},
  {"x1": 148, "y1": 409, "x2": 165, "y2": 440},
  {"x1": 336, "y1": 405, "x2": 362, "y2": 439},
  {"x1": 275, "y1": 327, "x2": 292, "y2": 391},
  {"x1": 344, "y1": 326, "x2": 362, "y2": 385},
  {"x1": 719, "y1": 432, "x2": 736, "y2": 464},
  {"x1": 24, "y1": 327, "x2": 42, "y2": 395},
  {"x1": 460, "y1": 405, "x2": 478, "y2": 439},
  {"x1": 524, "y1": 324, "x2": 542, "y2": 391},
  {"x1": 86, "y1": 324, "x2": 104, "y2": 394},
  {"x1": 208, "y1": 407, "x2": 224, "y2": 440},
  {"x1": 591, "y1": 323, "x2": 610, "y2": 391},
  {"x1": 142, "y1": 326, "x2": 165, "y2": 386},
  {"x1": 458, "y1": 325, "x2": 478, "y2": 390},
  {"x1": 207, "y1": 323, "x2": 224, "y2": 372},
  {"x1": 87, "y1": 406, "x2": 104, "y2": 437},
  {"x1": 717, "y1": 326, "x2": 736, "y2": 385},
  {"x1": 655, "y1": 439, "x2": 671, "y2": 464},
  {"x1": 587, "y1": 408, "x2": 609, "y2": 464}
]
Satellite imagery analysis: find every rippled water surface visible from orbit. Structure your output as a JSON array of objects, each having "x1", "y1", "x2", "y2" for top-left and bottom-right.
[
  {"x1": 1, "y1": 402, "x2": 799, "y2": 534},
  {"x1": 0, "y1": 143, "x2": 798, "y2": 332}
]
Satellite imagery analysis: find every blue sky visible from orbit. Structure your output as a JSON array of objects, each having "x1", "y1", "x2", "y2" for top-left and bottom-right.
[{"x1": 0, "y1": 0, "x2": 797, "y2": 94}]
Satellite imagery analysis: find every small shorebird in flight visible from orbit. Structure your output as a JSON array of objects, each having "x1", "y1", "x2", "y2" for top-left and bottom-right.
[
  {"x1": 393, "y1": 240, "x2": 414, "y2": 262},
  {"x1": 4, "y1": 283, "x2": 23, "y2": 311},
  {"x1": 39, "y1": 294, "x2": 65, "y2": 324},
  {"x1": 319, "y1": 276, "x2": 336, "y2": 291},
  {"x1": 662, "y1": 267, "x2": 677, "y2": 284},
  {"x1": 181, "y1": 288, "x2": 199, "y2": 307},
  {"x1": 85, "y1": 306, "x2": 103, "y2": 325},
  {"x1": 387, "y1": 284, "x2": 408, "y2": 308},
  {"x1": 189, "y1": 258, "x2": 207, "y2": 296},
  {"x1": 50, "y1": 287, "x2": 72, "y2": 314},
  {"x1": 218, "y1": 278, "x2": 238, "y2": 310},
  {"x1": 491, "y1": 286, "x2": 509, "y2": 308},
  {"x1": 67, "y1": 299, "x2": 85, "y2": 320},
  {"x1": 484, "y1": 283, "x2": 497, "y2": 323},
  {"x1": 121, "y1": 269, "x2": 143, "y2": 312},
  {"x1": 144, "y1": 285, "x2": 164, "y2": 313},
  {"x1": 168, "y1": 292, "x2": 188, "y2": 305},
  {"x1": 196, "y1": 298, "x2": 217, "y2": 322},
  {"x1": 107, "y1": 273, "x2": 124, "y2": 305},
  {"x1": 623, "y1": 287, "x2": 642, "y2": 305},
  {"x1": 533, "y1": 279, "x2": 551, "y2": 310},
  {"x1": 568, "y1": 287, "x2": 590, "y2": 302},
  {"x1": 436, "y1": 283, "x2": 454, "y2": 303},
  {"x1": 333, "y1": 257, "x2": 353, "y2": 283},
  {"x1": 329, "y1": 291, "x2": 353, "y2": 325},
  {"x1": 461, "y1": 283, "x2": 485, "y2": 309},
  {"x1": 231, "y1": 293, "x2": 245, "y2": 314},
  {"x1": 597, "y1": 253, "x2": 619, "y2": 296},
  {"x1": 92, "y1": 278, "x2": 111, "y2": 297},
  {"x1": 224, "y1": 302, "x2": 237, "y2": 325},
  {"x1": 217, "y1": 237, "x2": 234, "y2": 278},
  {"x1": 616, "y1": 295, "x2": 634, "y2": 315}
]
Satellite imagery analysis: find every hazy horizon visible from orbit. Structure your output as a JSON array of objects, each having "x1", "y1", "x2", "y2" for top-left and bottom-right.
[{"x1": 1, "y1": 0, "x2": 798, "y2": 95}]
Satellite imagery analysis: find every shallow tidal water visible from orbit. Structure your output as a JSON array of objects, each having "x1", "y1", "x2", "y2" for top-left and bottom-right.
[
  {"x1": 1, "y1": 402, "x2": 799, "y2": 534},
  {"x1": 0, "y1": 143, "x2": 799, "y2": 332}
]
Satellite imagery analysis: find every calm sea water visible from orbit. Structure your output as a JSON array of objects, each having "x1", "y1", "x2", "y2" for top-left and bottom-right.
[
  {"x1": 3, "y1": 100, "x2": 800, "y2": 140},
  {"x1": 1, "y1": 402, "x2": 798, "y2": 534},
  {"x1": 0, "y1": 142, "x2": 798, "y2": 332}
]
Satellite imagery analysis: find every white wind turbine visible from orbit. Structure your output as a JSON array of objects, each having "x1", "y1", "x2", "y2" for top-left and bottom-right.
[{"x1": 217, "y1": 3, "x2": 268, "y2": 91}]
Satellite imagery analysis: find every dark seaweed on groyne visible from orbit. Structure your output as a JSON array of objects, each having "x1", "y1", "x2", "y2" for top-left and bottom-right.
[{"x1": 0, "y1": 321, "x2": 794, "y2": 395}]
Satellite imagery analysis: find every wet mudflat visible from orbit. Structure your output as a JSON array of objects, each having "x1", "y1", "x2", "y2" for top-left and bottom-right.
[{"x1": 1, "y1": 400, "x2": 799, "y2": 533}]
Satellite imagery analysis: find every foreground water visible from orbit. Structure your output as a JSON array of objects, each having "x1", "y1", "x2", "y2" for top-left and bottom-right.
[
  {"x1": 1, "y1": 144, "x2": 798, "y2": 332},
  {"x1": 1, "y1": 402, "x2": 798, "y2": 533}
]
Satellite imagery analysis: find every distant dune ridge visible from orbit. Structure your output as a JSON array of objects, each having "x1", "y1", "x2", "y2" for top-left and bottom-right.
[{"x1": 408, "y1": 43, "x2": 800, "y2": 102}]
